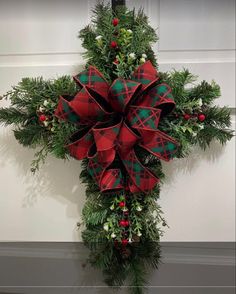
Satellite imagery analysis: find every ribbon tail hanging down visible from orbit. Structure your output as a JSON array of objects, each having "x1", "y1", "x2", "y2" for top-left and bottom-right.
[
  {"x1": 120, "y1": 149, "x2": 159, "y2": 193},
  {"x1": 87, "y1": 118, "x2": 124, "y2": 192},
  {"x1": 117, "y1": 122, "x2": 159, "y2": 193},
  {"x1": 88, "y1": 157, "x2": 124, "y2": 192}
]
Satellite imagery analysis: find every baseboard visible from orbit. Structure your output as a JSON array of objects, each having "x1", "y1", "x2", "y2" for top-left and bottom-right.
[{"x1": 0, "y1": 242, "x2": 235, "y2": 266}]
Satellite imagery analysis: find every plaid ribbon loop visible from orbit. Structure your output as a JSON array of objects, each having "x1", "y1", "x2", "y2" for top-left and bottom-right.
[{"x1": 55, "y1": 61, "x2": 178, "y2": 193}]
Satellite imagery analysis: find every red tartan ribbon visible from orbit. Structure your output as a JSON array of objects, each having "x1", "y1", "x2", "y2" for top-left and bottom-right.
[{"x1": 55, "y1": 61, "x2": 178, "y2": 193}]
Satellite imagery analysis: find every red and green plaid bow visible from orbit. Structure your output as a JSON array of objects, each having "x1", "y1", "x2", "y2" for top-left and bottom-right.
[{"x1": 55, "y1": 61, "x2": 178, "y2": 193}]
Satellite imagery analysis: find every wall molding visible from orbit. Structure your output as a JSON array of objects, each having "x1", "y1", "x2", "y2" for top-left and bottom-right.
[
  {"x1": 1, "y1": 60, "x2": 234, "y2": 108},
  {"x1": 1, "y1": 59, "x2": 234, "y2": 67}
]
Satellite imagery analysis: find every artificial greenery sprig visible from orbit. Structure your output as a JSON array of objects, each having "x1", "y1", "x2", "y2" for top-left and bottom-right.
[
  {"x1": 80, "y1": 2, "x2": 157, "y2": 81},
  {"x1": 0, "y1": 76, "x2": 78, "y2": 171}
]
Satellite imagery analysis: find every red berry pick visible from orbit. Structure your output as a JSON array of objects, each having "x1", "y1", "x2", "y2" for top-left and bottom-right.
[
  {"x1": 112, "y1": 18, "x2": 119, "y2": 26},
  {"x1": 183, "y1": 113, "x2": 191, "y2": 120},
  {"x1": 119, "y1": 220, "x2": 129, "y2": 227},
  {"x1": 119, "y1": 201, "x2": 125, "y2": 208},
  {"x1": 39, "y1": 114, "x2": 46, "y2": 122},
  {"x1": 125, "y1": 220, "x2": 129, "y2": 227},
  {"x1": 119, "y1": 220, "x2": 126, "y2": 227},
  {"x1": 110, "y1": 41, "x2": 118, "y2": 49},
  {"x1": 121, "y1": 239, "x2": 128, "y2": 246},
  {"x1": 198, "y1": 113, "x2": 206, "y2": 122}
]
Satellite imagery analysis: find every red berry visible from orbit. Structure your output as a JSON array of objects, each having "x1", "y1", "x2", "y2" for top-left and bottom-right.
[
  {"x1": 121, "y1": 239, "x2": 128, "y2": 246},
  {"x1": 110, "y1": 41, "x2": 118, "y2": 49},
  {"x1": 125, "y1": 220, "x2": 129, "y2": 227},
  {"x1": 119, "y1": 220, "x2": 129, "y2": 227},
  {"x1": 39, "y1": 114, "x2": 46, "y2": 122},
  {"x1": 183, "y1": 113, "x2": 191, "y2": 120},
  {"x1": 112, "y1": 18, "x2": 119, "y2": 26},
  {"x1": 119, "y1": 220, "x2": 126, "y2": 227},
  {"x1": 119, "y1": 201, "x2": 125, "y2": 208},
  {"x1": 113, "y1": 58, "x2": 119, "y2": 64},
  {"x1": 198, "y1": 113, "x2": 206, "y2": 122}
]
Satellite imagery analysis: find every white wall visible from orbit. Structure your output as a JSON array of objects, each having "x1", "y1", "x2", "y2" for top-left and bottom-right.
[{"x1": 0, "y1": 0, "x2": 235, "y2": 241}]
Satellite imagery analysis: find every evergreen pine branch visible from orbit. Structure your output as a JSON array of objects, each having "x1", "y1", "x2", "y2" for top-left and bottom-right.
[
  {"x1": 0, "y1": 76, "x2": 78, "y2": 170},
  {"x1": 197, "y1": 126, "x2": 234, "y2": 149},
  {"x1": 129, "y1": 259, "x2": 148, "y2": 294},
  {"x1": 189, "y1": 80, "x2": 221, "y2": 104},
  {"x1": 13, "y1": 125, "x2": 46, "y2": 147},
  {"x1": 79, "y1": 3, "x2": 158, "y2": 80},
  {"x1": 83, "y1": 201, "x2": 108, "y2": 226},
  {"x1": 159, "y1": 69, "x2": 233, "y2": 156},
  {"x1": 3, "y1": 76, "x2": 77, "y2": 109},
  {"x1": 49, "y1": 121, "x2": 77, "y2": 159},
  {"x1": 159, "y1": 69, "x2": 197, "y2": 104},
  {"x1": 205, "y1": 106, "x2": 232, "y2": 128},
  {"x1": 0, "y1": 107, "x2": 29, "y2": 126},
  {"x1": 31, "y1": 146, "x2": 49, "y2": 173}
]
